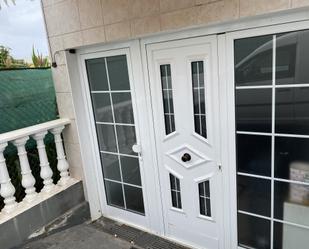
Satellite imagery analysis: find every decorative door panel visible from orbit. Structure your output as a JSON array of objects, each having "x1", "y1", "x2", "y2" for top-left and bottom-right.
[{"x1": 147, "y1": 37, "x2": 224, "y2": 249}]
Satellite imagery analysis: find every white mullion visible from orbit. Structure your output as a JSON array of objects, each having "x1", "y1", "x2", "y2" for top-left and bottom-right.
[
  {"x1": 91, "y1": 90, "x2": 131, "y2": 93},
  {"x1": 100, "y1": 150, "x2": 139, "y2": 159},
  {"x1": 238, "y1": 210, "x2": 271, "y2": 221},
  {"x1": 236, "y1": 131, "x2": 271, "y2": 136},
  {"x1": 275, "y1": 83, "x2": 309, "y2": 88},
  {"x1": 105, "y1": 178, "x2": 142, "y2": 189},
  {"x1": 105, "y1": 58, "x2": 127, "y2": 210},
  {"x1": 165, "y1": 65, "x2": 173, "y2": 133},
  {"x1": 236, "y1": 85, "x2": 272, "y2": 90},
  {"x1": 96, "y1": 121, "x2": 135, "y2": 127},
  {"x1": 197, "y1": 62, "x2": 202, "y2": 135},
  {"x1": 237, "y1": 172, "x2": 271, "y2": 180},
  {"x1": 270, "y1": 34, "x2": 276, "y2": 249},
  {"x1": 237, "y1": 130, "x2": 309, "y2": 139}
]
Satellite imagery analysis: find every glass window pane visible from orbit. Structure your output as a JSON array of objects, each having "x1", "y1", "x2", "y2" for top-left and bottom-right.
[
  {"x1": 91, "y1": 93, "x2": 113, "y2": 123},
  {"x1": 86, "y1": 58, "x2": 109, "y2": 91},
  {"x1": 238, "y1": 213, "x2": 271, "y2": 249},
  {"x1": 116, "y1": 125, "x2": 137, "y2": 155},
  {"x1": 274, "y1": 221, "x2": 309, "y2": 249},
  {"x1": 120, "y1": 156, "x2": 141, "y2": 186},
  {"x1": 275, "y1": 87, "x2": 309, "y2": 135},
  {"x1": 105, "y1": 180, "x2": 124, "y2": 208},
  {"x1": 237, "y1": 175, "x2": 271, "y2": 216},
  {"x1": 106, "y1": 55, "x2": 130, "y2": 91},
  {"x1": 124, "y1": 185, "x2": 145, "y2": 214},
  {"x1": 237, "y1": 134, "x2": 271, "y2": 176},
  {"x1": 236, "y1": 88, "x2": 272, "y2": 132},
  {"x1": 101, "y1": 153, "x2": 121, "y2": 181},
  {"x1": 96, "y1": 124, "x2": 117, "y2": 152},
  {"x1": 275, "y1": 136, "x2": 309, "y2": 181},
  {"x1": 274, "y1": 181, "x2": 309, "y2": 227},
  {"x1": 160, "y1": 64, "x2": 175, "y2": 135},
  {"x1": 276, "y1": 30, "x2": 309, "y2": 85},
  {"x1": 199, "y1": 181, "x2": 211, "y2": 217},
  {"x1": 112, "y1": 92, "x2": 134, "y2": 124},
  {"x1": 169, "y1": 174, "x2": 182, "y2": 209},
  {"x1": 234, "y1": 35, "x2": 273, "y2": 86}
]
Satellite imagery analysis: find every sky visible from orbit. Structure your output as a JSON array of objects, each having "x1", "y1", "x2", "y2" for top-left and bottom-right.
[{"x1": 0, "y1": 0, "x2": 49, "y2": 62}]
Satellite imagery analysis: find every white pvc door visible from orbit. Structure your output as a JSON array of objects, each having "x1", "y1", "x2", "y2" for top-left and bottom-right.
[{"x1": 147, "y1": 36, "x2": 224, "y2": 249}]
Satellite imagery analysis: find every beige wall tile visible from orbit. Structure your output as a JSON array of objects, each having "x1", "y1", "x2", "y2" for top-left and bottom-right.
[
  {"x1": 160, "y1": 7, "x2": 197, "y2": 31},
  {"x1": 101, "y1": 0, "x2": 129, "y2": 24},
  {"x1": 44, "y1": 0, "x2": 81, "y2": 36},
  {"x1": 56, "y1": 92, "x2": 75, "y2": 119},
  {"x1": 78, "y1": 0, "x2": 103, "y2": 30},
  {"x1": 196, "y1": 0, "x2": 223, "y2": 4},
  {"x1": 129, "y1": 0, "x2": 160, "y2": 18},
  {"x1": 62, "y1": 31, "x2": 83, "y2": 49},
  {"x1": 160, "y1": 0, "x2": 195, "y2": 12},
  {"x1": 49, "y1": 36, "x2": 64, "y2": 54},
  {"x1": 105, "y1": 21, "x2": 131, "y2": 41},
  {"x1": 197, "y1": 0, "x2": 239, "y2": 25},
  {"x1": 292, "y1": 0, "x2": 309, "y2": 7},
  {"x1": 52, "y1": 65, "x2": 71, "y2": 93},
  {"x1": 82, "y1": 26, "x2": 106, "y2": 46},
  {"x1": 55, "y1": 50, "x2": 67, "y2": 66},
  {"x1": 64, "y1": 142, "x2": 83, "y2": 172},
  {"x1": 240, "y1": 0, "x2": 290, "y2": 17},
  {"x1": 63, "y1": 119, "x2": 80, "y2": 144},
  {"x1": 131, "y1": 15, "x2": 161, "y2": 36}
]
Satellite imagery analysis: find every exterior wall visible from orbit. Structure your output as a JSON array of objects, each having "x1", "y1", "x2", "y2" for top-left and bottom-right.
[{"x1": 41, "y1": 0, "x2": 309, "y2": 181}]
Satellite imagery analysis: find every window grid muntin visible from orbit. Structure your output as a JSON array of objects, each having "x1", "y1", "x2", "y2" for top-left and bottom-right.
[
  {"x1": 235, "y1": 33, "x2": 309, "y2": 249},
  {"x1": 160, "y1": 64, "x2": 175, "y2": 135},
  {"x1": 191, "y1": 61, "x2": 207, "y2": 138},
  {"x1": 169, "y1": 174, "x2": 182, "y2": 209},
  {"x1": 198, "y1": 181, "x2": 211, "y2": 217},
  {"x1": 87, "y1": 56, "x2": 145, "y2": 215}
]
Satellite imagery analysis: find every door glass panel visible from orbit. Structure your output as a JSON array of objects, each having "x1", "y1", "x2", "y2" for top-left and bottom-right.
[
  {"x1": 198, "y1": 181, "x2": 211, "y2": 217},
  {"x1": 86, "y1": 55, "x2": 144, "y2": 215},
  {"x1": 191, "y1": 61, "x2": 207, "y2": 138},
  {"x1": 235, "y1": 31, "x2": 309, "y2": 248},
  {"x1": 169, "y1": 174, "x2": 182, "y2": 209},
  {"x1": 160, "y1": 64, "x2": 175, "y2": 135}
]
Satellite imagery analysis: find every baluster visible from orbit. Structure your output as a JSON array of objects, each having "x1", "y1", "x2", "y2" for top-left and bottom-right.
[
  {"x1": 13, "y1": 137, "x2": 37, "y2": 201},
  {"x1": 32, "y1": 131, "x2": 55, "y2": 192},
  {"x1": 51, "y1": 126, "x2": 70, "y2": 186},
  {"x1": 0, "y1": 142, "x2": 17, "y2": 213}
]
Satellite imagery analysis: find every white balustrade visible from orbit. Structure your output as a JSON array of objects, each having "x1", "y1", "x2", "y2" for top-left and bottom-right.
[
  {"x1": 0, "y1": 142, "x2": 17, "y2": 213},
  {"x1": 0, "y1": 118, "x2": 71, "y2": 214}
]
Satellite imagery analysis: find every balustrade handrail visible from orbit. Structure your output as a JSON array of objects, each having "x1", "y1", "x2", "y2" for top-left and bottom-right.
[
  {"x1": 0, "y1": 118, "x2": 72, "y2": 216},
  {"x1": 0, "y1": 118, "x2": 71, "y2": 144}
]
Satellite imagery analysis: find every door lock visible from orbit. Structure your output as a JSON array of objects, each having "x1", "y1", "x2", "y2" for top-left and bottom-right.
[{"x1": 181, "y1": 153, "x2": 191, "y2": 162}]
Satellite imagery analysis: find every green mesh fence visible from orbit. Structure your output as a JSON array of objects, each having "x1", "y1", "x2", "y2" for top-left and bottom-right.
[{"x1": 0, "y1": 68, "x2": 59, "y2": 210}]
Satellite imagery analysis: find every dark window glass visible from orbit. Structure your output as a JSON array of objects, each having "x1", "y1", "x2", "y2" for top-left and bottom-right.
[
  {"x1": 236, "y1": 88, "x2": 272, "y2": 132},
  {"x1": 234, "y1": 35, "x2": 273, "y2": 86},
  {"x1": 275, "y1": 87, "x2": 309, "y2": 135},
  {"x1": 198, "y1": 181, "x2": 211, "y2": 217},
  {"x1": 120, "y1": 156, "x2": 141, "y2": 186},
  {"x1": 116, "y1": 125, "x2": 137, "y2": 155},
  {"x1": 106, "y1": 55, "x2": 130, "y2": 90},
  {"x1": 91, "y1": 93, "x2": 113, "y2": 123},
  {"x1": 275, "y1": 136, "x2": 309, "y2": 181},
  {"x1": 124, "y1": 185, "x2": 145, "y2": 214},
  {"x1": 237, "y1": 175, "x2": 271, "y2": 216},
  {"x1": 238, "y1": 213, "x2": 271, "y2": 249},
  {"x1": 96, "y1": 124, "x2": 117, "y2": 152},
  {"x1": 276, "y1": 30, "x2": 309, "y2": 85},
  {"x1": 274, "y1": 181, "x2": 309, "y2": 227},
  {"x1": 169, "y1": 174, "x2": 182, "y2": 209},
  {"x1": 86, "y1": 58, "x2": 109, "y2": 91},
  {"x1": 191, "y1": 61, "x2": 207, "y2": 138},
  {"x1": 273, "y1": 221, "x2": 309, "y2": 249},
  {"x1": 160, "y1": 64, "x2": 175, "y2": 135},
  {"x1": 105, "y1": 180, "x2": 124, "y2": 208},
  {"x1": 112, "y1": 92, "x2": 134, "y2": 124},
  {"x1": 237, "y1": 134, "x2": 271, "y2": 176},
  {"x1": 101, "y1": 153, "x2": 121, "y2": 181}
]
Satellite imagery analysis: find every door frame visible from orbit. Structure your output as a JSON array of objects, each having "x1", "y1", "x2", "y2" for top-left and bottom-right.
[{"x1": 224, "y1": 19, "x2": 309, "y2": 249}]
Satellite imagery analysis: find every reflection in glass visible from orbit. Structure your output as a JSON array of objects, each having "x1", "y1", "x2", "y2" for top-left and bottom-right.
[
  {"x1": 106, "y1": 55, "x2": 130, "y2": 90},
  {"x1": 124, "y1": 185, "x2": 144, "y2": 214},
  {"x1": 116, "y1": 125, "x2": 137, "y2": 155},
  {"x1": 198, "y1": 181, "x2": 211, "y2": 217},
  {"x1": 236, "y1": 88, "x2": 272, "y2": 132},
  {"x1": 120, "y1": 156, "x2": 141, "y2": 186},
  {"x1": 91, "y1": 93, "x2": 113, "y2": 123},
  {"x1": 112, "y1": 92, "x2": 134, "y2": 124},
  {"x1": 191, "y1": 61, "x2": 207, "y2": 138},
  {"x1": 237, "y1": 175, "x2": 271, "y2": 216},
  {"x1": 86, "y1": 58, "x2": 109, "y2": 91},
  {"x1": 276, "y1": 30, "x2": 309, "y2": 85},
  {"x1": 234, "y1": 35, "x2": 273, "y2": 86},
  {"x1": 160, "y1": 64, "x2": 175, "y2": 135},
  {"x1": 275, "y1": 87, "x2": 309, "y2": 135},
  {"x1": 170, "y1": 174, "x2": 182, "y2": 209},
  {"x1": 105, "y1": 180, "x2": 124, "y2": 208},
  {"x1": 238, "y1": 213, "x2": 270, "y2": 249},
  {"x1": 101, "y1": 153, "x2": 121, "y2": 181},
  {"x1": 237, "y1": 134, "x2": 271, "y2": 176},
  {"x1": 96, "y1": 124, "x2": 117, "y2": 152}
]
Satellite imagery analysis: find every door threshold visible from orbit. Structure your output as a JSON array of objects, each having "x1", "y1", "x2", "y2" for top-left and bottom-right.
[{"x1": 91, "y1": 216, "x2": 192, "y2": 249}]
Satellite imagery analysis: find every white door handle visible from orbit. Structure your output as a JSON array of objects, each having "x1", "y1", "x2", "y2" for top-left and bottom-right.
[{"x1": 132, "y1": 144, "x2": 142, "y2": 154}]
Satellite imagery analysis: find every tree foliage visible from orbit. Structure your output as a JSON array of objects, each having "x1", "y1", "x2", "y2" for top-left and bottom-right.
[{"x1": 32, "y1": 46, "x2": 50, "y2": 67}]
